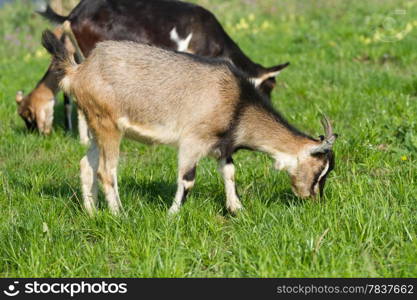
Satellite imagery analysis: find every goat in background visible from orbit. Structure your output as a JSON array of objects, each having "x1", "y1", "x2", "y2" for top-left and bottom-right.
[{"x1": 17, "y1": 0, "x2": 290, "y2": 138}]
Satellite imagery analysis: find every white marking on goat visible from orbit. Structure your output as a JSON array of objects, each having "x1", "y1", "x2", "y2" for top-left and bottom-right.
[
  {"x1": 170, "y1": 27, "x2": 193, "y2": 53},
  {"x1": 250, "y1": 70, "x2": 282, "y2": 88},
  {"x1": 117, "y1": 117, "x2": 179, "y2": 145},
  {"x1": 318, "y1": 162, "x2": 330, "y2": 182},
  {"x1": 60, "y1": 75, "x2": 72, "y2": 93},
  {"x1": 169, "y1": 183, "x2": 185, "y2": 215},
  {"x1": 314, "y1": 161, "x2": 330, "y2": 194},
  {"x1": 80, "y1": 141, "x2": 99, "y2": 215},
  {"x1": 44, "y1": 99, "x2": 55, "y2": 134},
  {"x1": 101, "y1": 166, "x2": 122, "y2": 215},
  {"x1": 250, "y1": 77, "x2": 264, "y2": 88},
  {"x1": 183, "y1": 179, "x2": 195, "y2": 190},
  {"x1": 219, "y1": 159, "x2": 242, "y2": 213},
  {"x1": 37, "y1": 99, "x2": 55, "y2": 134},
  {"x1": 273, "y1": 151, "x2": 298, "y2": 173},
  {"x1": 78, "y1": 109, "x2": 90, "y2": 145},
  {"x1": 168, "y1": 177, "x2": 194, "y2": 215}
]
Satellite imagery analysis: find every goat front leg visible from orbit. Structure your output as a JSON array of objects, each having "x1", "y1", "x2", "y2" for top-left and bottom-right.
[
  {"x1": 80, "y1": 140, "x2": 99, "y2": 216},
  {"x1": 218, "y1": 157, "x2": 242, "y2": 214},
  {"x1": 77, "y1": 108, "x2": 90, "y2": 145},
  {"x1": 96, "y1": 132, "x2": 123, "y2": 215},
  {"x1": 64, "y1": 94, "x2": 73, "y2": 131},
  {"x1": 168, "y1": 147, "x2": 202, "y2": 215}
]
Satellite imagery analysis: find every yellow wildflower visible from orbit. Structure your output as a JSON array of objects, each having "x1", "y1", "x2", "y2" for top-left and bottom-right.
[
  {"x1": 236, "y1": 18, "x2": 249, "y2": 30},
  {"x1": 373, "y1": 31, "x2": 381, "y2": 42},
  {"x1": 261, "y1": 20, "x2": 271, "y2": 30},
  {"x1": 35, "y1": 49, "x2": 46, "y2": 58}
]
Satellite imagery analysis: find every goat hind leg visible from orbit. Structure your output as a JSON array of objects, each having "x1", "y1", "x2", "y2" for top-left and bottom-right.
[
  {"x1": 80, "y1": 140, "x2": 99, "y2": 216},
  {"x1": 97, "y1": 134, "x2": 123, "y2": 215},
  {"x1": 218, "y1": 157, "x2": 242, "y2": 214},
  {"x1": 77, "y1": 108, "x2": 90, "y2": 145}
]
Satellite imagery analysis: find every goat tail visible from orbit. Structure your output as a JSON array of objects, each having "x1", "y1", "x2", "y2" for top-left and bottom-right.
[{"x1": 41, "y1": 30, "x2": 78, "y2": 93}]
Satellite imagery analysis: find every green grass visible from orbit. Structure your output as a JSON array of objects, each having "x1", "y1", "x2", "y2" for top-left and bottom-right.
[{"x1": 0, "y1": 0, "x2": 416, "y2": 277}]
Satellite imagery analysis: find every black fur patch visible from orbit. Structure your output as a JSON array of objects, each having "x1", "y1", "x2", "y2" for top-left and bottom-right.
[
  {"x1": 180, "y1": 166, "x2": 196, "y2": 204},
  {"x1": 311, "y1": 150, "x2": 335, "y2": 196},
  {"x1": 183, "y1": 167, "x2": 196, "y2": 182},
  {"x1": 318, "y1": 151, "x2": 335, "y2": 196},
  {"x1": 181, "y1": 189, "x2": 189, "y2": 203},
  {"x1": 225, "y1": 157, "x2": 234, "y2": 165},
  {"x1": 310, "y1": 164, "x2": 326, "y2": 196}
]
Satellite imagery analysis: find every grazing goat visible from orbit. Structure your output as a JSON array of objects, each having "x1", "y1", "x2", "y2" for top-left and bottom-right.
[
  {"x1": 15, "y1": 26, "x2": 76, "y2": 135},
  {"x1": 41, "y1": 30, "x2": 337, "y2": 216},
  {"x1": 17, "y1": 0, "x2": 289, "y2": 137}
]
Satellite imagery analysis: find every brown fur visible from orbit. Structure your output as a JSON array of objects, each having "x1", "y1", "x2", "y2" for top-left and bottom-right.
[
  {"x1": 16, "y1": 26, "x2": 75, "y2": 134},
  {"x1": 42, "y1": 33, "x2": 337, "y2": 215}
]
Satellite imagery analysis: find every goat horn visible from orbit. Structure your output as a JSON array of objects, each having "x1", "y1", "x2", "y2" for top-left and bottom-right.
[
  {"x1": 321, "y1": 114, "x2": 334, "y2": 139},
  {"x1": 15, "y1": 90, "x2": 24, "y2": 103},
  {"x1": 311, "y1": 115, "x2": 337, "y2": 154}
]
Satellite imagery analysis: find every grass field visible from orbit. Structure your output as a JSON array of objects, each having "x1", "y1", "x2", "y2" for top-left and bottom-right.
[{"x1": 0, "y1": 0, "x2": 416, "y2": 277}]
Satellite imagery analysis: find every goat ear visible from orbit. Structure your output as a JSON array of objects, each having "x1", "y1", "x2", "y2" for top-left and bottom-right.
[
  {"x1": 266, "y1": 62, "x2": 290, "y2": 76},
  {"x1": 262, "y1": 62, "x2": 290, "y2": 80},
  {"x1": 16, "y1": 91, "x2": 24, "y2": 104},
  {"x1": 251, "y1": 62, "x2": 290, "y2": 87}
]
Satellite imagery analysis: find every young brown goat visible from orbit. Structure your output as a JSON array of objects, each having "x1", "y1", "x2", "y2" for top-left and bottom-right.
[
  {"x1": 15, "y1": 26, "x2": 74, "y2": 135},
  {"x1": 42, "y1": 30, "x2": 337, "y2": 216}
]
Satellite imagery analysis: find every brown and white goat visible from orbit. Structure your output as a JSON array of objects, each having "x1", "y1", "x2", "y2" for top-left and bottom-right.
[{"x1": 41, "y1": 30, "x2": 337, "y2": 216}]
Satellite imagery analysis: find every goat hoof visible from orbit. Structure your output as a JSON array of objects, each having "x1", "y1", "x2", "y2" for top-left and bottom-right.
[
  {"x1": 85, "y1": 208, "x2": 97, "y2": 217},
  {"x1": 227, "y1": 204, "x2": 243, "y2": 215},
  {"x1": 168, "y1": 206, "x2": 180, "y2": 216}
]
